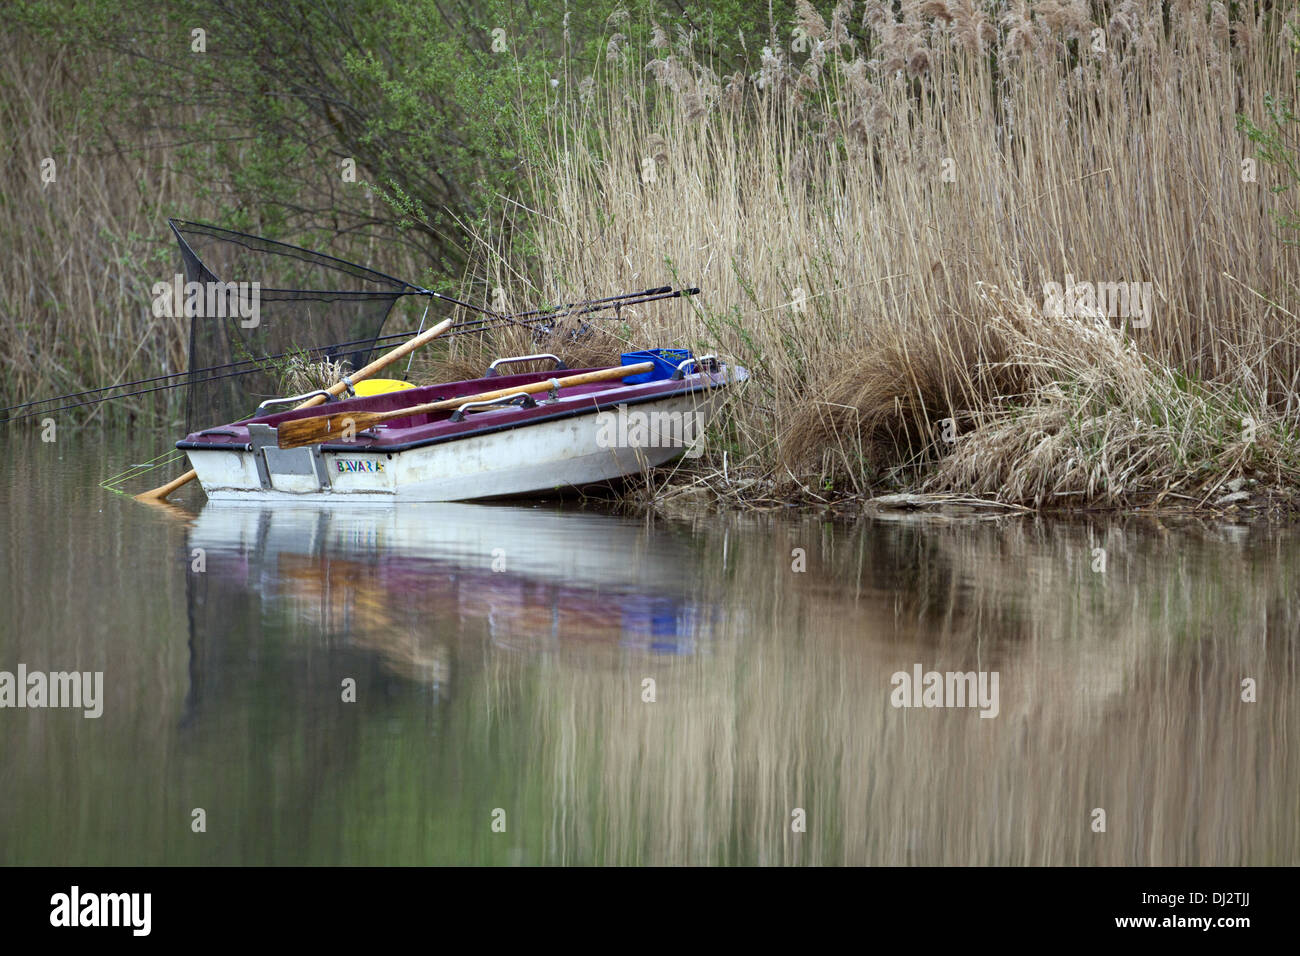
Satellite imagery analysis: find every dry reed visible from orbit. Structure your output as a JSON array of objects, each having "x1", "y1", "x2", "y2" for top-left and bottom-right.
[{"x1": 457, "y1": 1, "x2": 1300, "y2": 511}]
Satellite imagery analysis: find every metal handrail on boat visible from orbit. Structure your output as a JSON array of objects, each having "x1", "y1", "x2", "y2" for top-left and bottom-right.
[
  {"x1": 449, "y1": 392, "x2": 539, "y2": 423},
  {"x1": 484, "y1": 354, "x2": 567, "y2": 377},
  {"x1": 671, "y1": 355, "x2": 719, "y2": 380},
  {"x1": 254, "y1": 389, "x2": 336, "y2": 414}
]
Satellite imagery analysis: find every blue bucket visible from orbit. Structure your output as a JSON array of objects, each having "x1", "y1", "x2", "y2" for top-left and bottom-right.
[{"x1": 621, "y1": 349, "x2": 693, "y2": 384}]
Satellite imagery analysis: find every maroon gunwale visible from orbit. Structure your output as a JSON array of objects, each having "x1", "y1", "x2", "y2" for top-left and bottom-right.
[{"x1": 177, "y1": 366, "x2": 733, "y2": 453}]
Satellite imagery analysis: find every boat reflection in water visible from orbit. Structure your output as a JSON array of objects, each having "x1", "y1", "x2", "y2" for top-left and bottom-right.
[{"x1": 185, "y1": 501, "x2": 714, "y2": 695}]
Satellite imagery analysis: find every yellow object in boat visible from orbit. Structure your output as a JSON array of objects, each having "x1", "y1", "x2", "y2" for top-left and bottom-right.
[{"x1": 352, "y1": 378, "x2": 415, "y2": 397}]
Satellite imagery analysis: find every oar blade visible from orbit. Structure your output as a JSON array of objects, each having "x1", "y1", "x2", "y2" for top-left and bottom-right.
[{"x1": 276, "y1": 409, "x2": 386, "y2": 449}]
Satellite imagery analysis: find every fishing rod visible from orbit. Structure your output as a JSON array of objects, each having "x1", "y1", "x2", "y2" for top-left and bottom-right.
[
  {"x1": 410, "y1": 287, "x2": 522, "y2": 324},
  {"x1": 0, "y1": 308, "x2": 590, "y2": 423},
  {"x1": 0, "y1": 328, "x2": 442, "y2": 422},
  {"x1": 544, "y1": 286, "x2": 699, "y2": 320},
  {"x1": 0, "y1": 328, "x2": 438, "y2": 417},
  {"x1": 4, "y1": 288, "x2": 516, "y2": 416},
  {"x1": 3, "y1": 356, "x2": 408, "y2": 424},
  {"x1": 2, "y1": 284, "x2": 701, "y2": 423},
  {"x1": 415, "y1": 284, "x2": 695, "y2": 328},
  {"x1": 451, "y1": 287, "x2": 700, "y2": 337},
  {"x1": 505, "y1": 286, "x2": 673, "y2": 322}
]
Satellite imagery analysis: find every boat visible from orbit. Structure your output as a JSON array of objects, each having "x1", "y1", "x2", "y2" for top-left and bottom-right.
[
  {"x1": 126, "y1": 221, "x2": 743, "y2": 503},
  {"x1": 177, "y1": 350, "x2": 745, "y2": 501}
]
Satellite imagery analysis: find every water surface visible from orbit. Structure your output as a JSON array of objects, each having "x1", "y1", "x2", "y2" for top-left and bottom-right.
[{"x1": 1, "y1": 431, "x2": 1296, "y2": 864}]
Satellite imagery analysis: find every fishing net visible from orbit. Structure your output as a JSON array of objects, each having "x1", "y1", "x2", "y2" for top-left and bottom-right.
[{"x1": 170, "y1": 219, "x2": 419, "y2": 432}]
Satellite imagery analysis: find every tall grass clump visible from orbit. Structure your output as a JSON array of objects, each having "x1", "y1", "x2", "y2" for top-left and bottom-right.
[{"x1": 461, "y1": 0, "x2": 1300, "y2": 510}]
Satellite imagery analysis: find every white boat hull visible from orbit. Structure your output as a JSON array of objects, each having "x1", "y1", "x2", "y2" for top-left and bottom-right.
[{"x1": 187, "y1": 391, "x2": 712, "y2": 502}]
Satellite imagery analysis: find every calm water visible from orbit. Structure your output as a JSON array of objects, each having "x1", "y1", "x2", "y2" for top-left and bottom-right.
[{"x1": 1, "y1": 431, "x2": 1297, "y2": 865}]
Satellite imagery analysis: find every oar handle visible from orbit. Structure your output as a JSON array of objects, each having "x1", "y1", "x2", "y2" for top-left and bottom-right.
[
  {"x1": 341, "y1": 318, "x2": 452, "y2": 389},
  {"x1": 135, "y1": 317, "x2": 454, "y2": 501},
  {"x1": 141, "y1": 468, "x2": 199, "y2": 500}
]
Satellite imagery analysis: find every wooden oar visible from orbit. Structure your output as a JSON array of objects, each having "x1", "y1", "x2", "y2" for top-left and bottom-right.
[
  {"x1": 277, "y1": 361, "x2": 654, "y2": 449},
  {"x1": 134, "y1": 317, "x2": 455, "y2": 500}
]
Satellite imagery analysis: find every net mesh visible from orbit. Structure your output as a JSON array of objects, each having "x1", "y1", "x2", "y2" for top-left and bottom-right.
[{"x1": 171, "y1": 219, "x2": 417, "y2": 432}]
